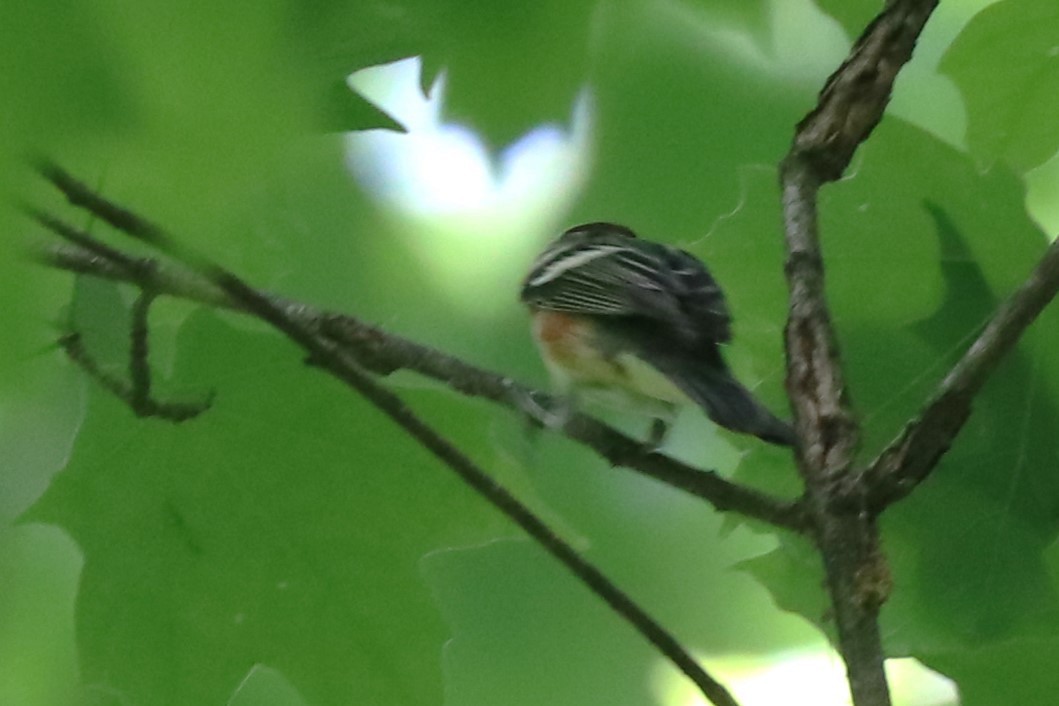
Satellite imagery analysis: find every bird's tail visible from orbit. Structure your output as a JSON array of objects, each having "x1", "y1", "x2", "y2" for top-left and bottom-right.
[{"x1": 670, "y1": 365, "x2": 795, "y2": 447}]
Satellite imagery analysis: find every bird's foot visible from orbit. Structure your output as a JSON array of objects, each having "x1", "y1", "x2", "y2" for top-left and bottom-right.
[{"x1": 644, "y1": 417, "x2": 670, "y2": 452}]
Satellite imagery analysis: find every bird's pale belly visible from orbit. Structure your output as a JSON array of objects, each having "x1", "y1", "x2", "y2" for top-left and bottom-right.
[{"x1": 531, "y1": 310, "x2": 690, "y2": 409}]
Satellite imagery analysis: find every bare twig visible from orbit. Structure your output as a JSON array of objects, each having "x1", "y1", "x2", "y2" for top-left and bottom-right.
[
  {"x1": 23, "y1": 206, "x2": 146, "y2": 274},
  {"x1": 128, "y1": 290, "x2": 156, "y2": 411},
  {"x1": 58, "y1": 329, "x2": 210, "y2": 422},
  {"x1": 32, "y1": 163, "x2": 743, "y2": 706},
  {"x1": 863, "y1": 235, "x2": 1059, "y2": 508},
  {"x1": 779, "y1": 2, "x2": 940, "y2": 706}
]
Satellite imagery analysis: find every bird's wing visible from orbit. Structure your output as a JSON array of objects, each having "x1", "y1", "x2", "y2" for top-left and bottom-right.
[
  {"x1": 521, "y1": 237, "x2": 731, "y2": 345},
  {"x1": 657, "y1": 246, "x2": 731, "y2": 344}
]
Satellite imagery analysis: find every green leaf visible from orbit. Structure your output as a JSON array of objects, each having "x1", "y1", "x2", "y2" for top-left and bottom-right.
[
  {"x1": 922, "y1": 637, "x2": 1059, "y2": 706},
  {"x1": 68, "y1": 277, "x2": 133, "y2": 374},
  {"x1": 416, "y1": 0, "x2": 597, "y2": 147},
  {"x1": 227, "y1": 665, "x2": 309, "y2": 706},
  {"x1": 941, "y1": 0, "x2": 1059, "y2": 171},
  {"x1": 685, "y1": 0, "x2": 773, "y2": 40},
  {"x1": 26, "y1": 310, "x2": 504, "y2": 705},
  {"x1": 281, "y1": 1, "x2": 427, "y2": 133},
  {"x1": 810, "y1": 0, "x2": 881, "y2": 38},
  {"x1": 320, "y1": 79, "x2": 405, "y2": 133},
  {"x1": 0, "y1": 525, "x2": 81, "y2": 706},
  {"x1": 0, "y1": 0, "x2": 133, "y2": 148},
  {"x1": 424, "y1": 540, "x2": 664, "y2": 706}
]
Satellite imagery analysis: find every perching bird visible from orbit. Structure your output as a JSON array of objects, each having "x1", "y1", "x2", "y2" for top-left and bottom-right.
[{"x1": 519, "y1": 222, "x2": 794, "y2": 447}]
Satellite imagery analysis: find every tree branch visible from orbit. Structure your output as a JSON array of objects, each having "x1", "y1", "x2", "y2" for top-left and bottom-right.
[
  {"x1": 57, "y1": 329, "x2": 211, "y2": 422},
  {"x1": 31, "y1": 239, "x2": 806, "y2": 532},
  {"x1": 863, "y1": 235, "x2": 1059, "y2": 508},
  {"x1": 779, "y1": 2, "x2": 939, "y2": 706},
  {"x1": 780, "y1": 157, "x2": 859, "y2": 477},
  {"x1": 793, "y1": 0, "x2": 941, "y2": 181}
]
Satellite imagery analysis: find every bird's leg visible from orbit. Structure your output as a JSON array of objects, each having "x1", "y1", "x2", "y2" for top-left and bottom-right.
[
  {"x1": 646, "y1": 417, "x2": 670, "y2": 451},
  {"x1": 505, "y1": 380, "x2": 575, "y2": 431},
  {"x1": 644, "y1": 403, "x2": 678, "y2": 451},
  {"x1": 538, "y1": 393, "x2": 574, "y2": 430}
]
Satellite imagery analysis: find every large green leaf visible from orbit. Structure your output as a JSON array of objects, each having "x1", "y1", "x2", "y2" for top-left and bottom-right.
[
  {"x1": 810, "y1": 0, "x2": 880, "y2": 38},
  {"x1": 414, "y1": 0, "x2": 597, "y2": 147},
  {"x1": 26, "y1": 307, "x2": 506, "y2": 705},
  {"x1": 0, "y1": 524, "x2": 81, "y2": 706},
  {"x1": 922, "y1": 636, "x2": 1059, "y2": 706},
  {"x1": 941, "y1": 0, "x2": 1059, "y2": 171}
]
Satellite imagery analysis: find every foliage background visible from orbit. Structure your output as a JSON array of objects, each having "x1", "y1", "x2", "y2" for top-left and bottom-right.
[{"x1": 2, "y1": 0, "x2": 1058, "y2": 704}]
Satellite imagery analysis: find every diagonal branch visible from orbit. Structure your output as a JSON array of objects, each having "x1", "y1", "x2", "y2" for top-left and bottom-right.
[
  {"x1": 862, "y1": 235, "x2": 1059, "y2": 508},
  {"x1": 32, "y1": 238, "x2": 806, "y2": 532},
  {"x1": 32, "y1": 162, "x2": 744, "y2": 706}
]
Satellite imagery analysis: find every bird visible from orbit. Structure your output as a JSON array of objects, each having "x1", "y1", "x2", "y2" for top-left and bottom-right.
[{"x1": 519, "y1": 221, "x2": 794, "y2": 447}]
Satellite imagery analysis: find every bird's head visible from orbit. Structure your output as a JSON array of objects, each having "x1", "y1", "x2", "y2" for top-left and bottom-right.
[{"x1": 557, "y1": 222, "x2": 639, "y2": 245}]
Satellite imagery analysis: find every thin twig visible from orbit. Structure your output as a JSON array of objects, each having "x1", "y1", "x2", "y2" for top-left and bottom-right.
[
  {"x1": 128, "y1": 290, "x2": 156, "y2": 411},
  {"x1": 58, "y1": 329, "x2": 210, "y2": 422},
  {"x1": 33, "y1": 163, "x2": 743, "y2": 706},
  {"x1": 862, "y1": 235, "x2": 1059, "y2": 508},
  {"x1": 32, "y1": 241, "x2": 234, "y2": 308},
  {"x1": 22, "y1": 205, "x2": 145, "y2": 273}
]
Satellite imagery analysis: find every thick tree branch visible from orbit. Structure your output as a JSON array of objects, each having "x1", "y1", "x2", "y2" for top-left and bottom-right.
[
  {"x1": 781, "y1": 159, "x2": 889, "y2": 706},
  {"x1": 780, "y1": 2, "x2": 940, "y2": 706},
  {"x1": 783, "y1": 0, "x2": 940, "y2": 475},
  {"x1": 780, "y1": 158, "x2": 859, "y2": 477},
  {"x1": 782, "y1": 132, "x2": 891, "y2": 706},
  {"x1": 863, "y1": 235, "x2": 1059, "y2": 508},
  {"x1": 30, "y1": 163, "x2": 744, "y2": 706},
  {"x1": 32, "y1": 240, "x2": 806, "y2": 532}
]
